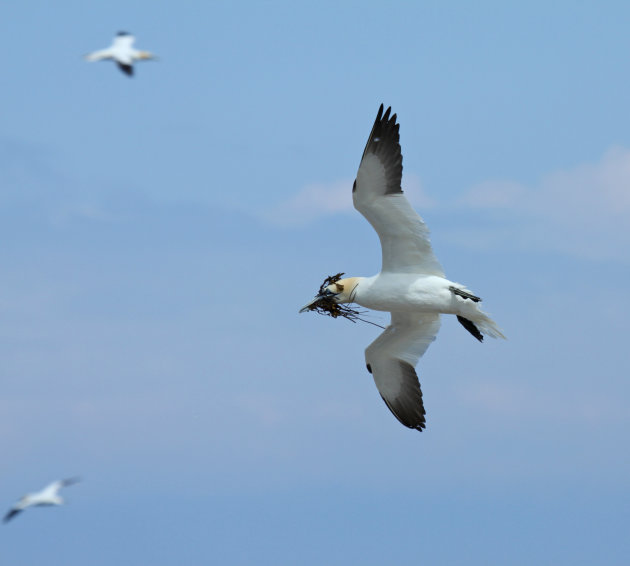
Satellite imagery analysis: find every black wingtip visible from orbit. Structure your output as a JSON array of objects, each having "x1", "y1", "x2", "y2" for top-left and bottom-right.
[
  {"x1": 376, "y1": 361, "x2": 427, "y2": 432},
  {"x1": 450, "y1": 286, "x2": 481, "y2": 302},
  {"x1": 3, "y1": 509, "x2": 20, "y2": 524},
  {"x1": 358, "y1": 104, "x2": 403, "y2": 195},
  {"x1": 381, "y1": 395, "x2": 426, "y2": 431},
  {"x1": 457, "y1": 316, "x2": 484, "y2": 342},
  {"x1": 117, "y1": 62, "x2": 134, "y2": 76}
]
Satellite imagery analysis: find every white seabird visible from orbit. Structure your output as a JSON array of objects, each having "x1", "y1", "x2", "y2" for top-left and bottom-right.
[
  {"x1": 300, "y1": 105, "x2": 505, "y2": 431},
  {"x1": 3, "y1": 478, "x2": 80, "y2": 523},
  {"x1": 84, "y1": 32, "x2": 156, "y2": 76}
]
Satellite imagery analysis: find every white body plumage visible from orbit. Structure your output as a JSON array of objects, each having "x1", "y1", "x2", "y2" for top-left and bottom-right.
[
  {"x1": 84, "y1": 32, "x2": 156, "y2": 76},
  {"x1": 339, "y1": 274, "x2": 504, "y2": 339},
  {"x1": 301, "y1": 105, "x2": 505, "y2": 431},
  {"x1": 3, "y1": 478, "x2": 80, "y2": 523}
]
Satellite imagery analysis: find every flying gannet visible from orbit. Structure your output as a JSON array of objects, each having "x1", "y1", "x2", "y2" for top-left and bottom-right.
[
  {"x1": 300, "y1": 105, "x2": 505, "y2": 432},
  {"x1": 3, "y1": 478, "x2": 80, "y2": 523},
  {"x1": 84, "y1": 32, "x2": 156, "y2": 76}
]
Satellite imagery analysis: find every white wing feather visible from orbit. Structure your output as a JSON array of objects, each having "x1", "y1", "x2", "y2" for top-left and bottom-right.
[
  {"x1": 112, "y1": 34, "x2": 136, "y2": 49},
  {"x1": 36, "y1": 478, "x2": 79, "y2": 499},
  {"x1": 353, "y1": 105, "x2": 444, "y2": 276},
  {"x1": 84, "y1": 48, "x2": 114, "y2": 62},
  {"x1": 365, "y1": 312, "x2": 441, "y2": 430}
]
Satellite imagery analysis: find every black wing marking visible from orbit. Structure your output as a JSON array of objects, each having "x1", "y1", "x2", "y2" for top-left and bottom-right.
[
  {"x1": 117, "y1": 62, "x2": 134, "y2": 76},
  {"x1": 3, "y1": 508, "x2": 22, "y2": 523},
  {"x1": 352, "y1": 106, "x2": 445, "y2": 276},
  {"x1": 457, "y1": 316, "x2": 484, "y2": 342},
  {"x1": 377, "y1": 361, "x2": 426, "y2": 431},
  {"x1": 353, "y1": 104, "x2": 402, "y2": 196},
  {"x1": 365, "y1": 313, "x2": 440, "y2": 432}
]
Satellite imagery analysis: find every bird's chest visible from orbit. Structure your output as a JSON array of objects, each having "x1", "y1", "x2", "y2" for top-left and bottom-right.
[{"x1": 355, "y1": 276, "x2": 449, "y2": 312}]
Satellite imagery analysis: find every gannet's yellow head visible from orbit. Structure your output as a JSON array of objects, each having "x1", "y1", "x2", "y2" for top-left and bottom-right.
[
  {"x1": 321, "y1": 277, "x2": 361, "y2": 304},
  {"x1": 137, "y1": 51, "x2": 157, "y2": 60},
  {"x1": 299, "y1": 275, "x2": 361, "y2": 313}
]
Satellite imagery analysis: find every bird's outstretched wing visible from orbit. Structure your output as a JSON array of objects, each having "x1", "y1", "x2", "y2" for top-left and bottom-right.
[
  {"x1": 116, "y1": 62, "x2": 134, "y2": 76},
  {"x1": 84, "y1": 49, "x2": 113, "y2": 62},
  {"x1": 353, "y1": 105, "x2": 444, "y2": 276},
  {"x1": 112, "y1": 32, "x2": 136, "y2": 49},
  {"x1": 365, "y1": 311, "x2": 441, "y2": 430},
  {"x1": 40, "y1": 477, "x2": 81, "y2": 498},
  {"x1": 3, "y1": 507, "x2": 22, "y2": 523}
]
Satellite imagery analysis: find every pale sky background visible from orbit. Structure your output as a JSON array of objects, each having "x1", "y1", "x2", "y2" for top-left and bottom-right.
[{"x1": 1, "y1": 1, "x2": 630, "y2": 564}]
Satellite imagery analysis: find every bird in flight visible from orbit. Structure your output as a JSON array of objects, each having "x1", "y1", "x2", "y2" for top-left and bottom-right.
[
  {"x1": 3, "y1": 478, "x2": 80, "y2": 523},
  {"x1": 84, "y1": 32, "x2": 156, "y2": 76},
  {"x1": 301, "y1": 105, "x2": 505, "y2": 431}
]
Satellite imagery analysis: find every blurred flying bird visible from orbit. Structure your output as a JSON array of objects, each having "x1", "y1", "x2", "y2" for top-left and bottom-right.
[
  {"x1": 84, "y1": 32, "x2": 156, "y2": 76},
  {"x1": 3, "y1": 478, "x2": 80, "y2": 523},
  {"x1": 300, "y1": 105, "x2": 505, "y2": 431}
]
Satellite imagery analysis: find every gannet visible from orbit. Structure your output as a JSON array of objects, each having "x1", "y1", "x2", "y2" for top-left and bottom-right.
[
  {"x1": 84, "y1": 32, "x2": 156, "y2": 76},
  {"x1": 300, "y1": 105, "x2": 505, "y2": 432},
  {"x1": 3, "y1": 478, "x2": 80, "y2": 523}
]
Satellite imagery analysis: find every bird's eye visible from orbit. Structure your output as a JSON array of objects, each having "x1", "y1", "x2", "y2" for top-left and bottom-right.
[{"x1": 335, "y1": 283, "x2": 344, "y2": 292}]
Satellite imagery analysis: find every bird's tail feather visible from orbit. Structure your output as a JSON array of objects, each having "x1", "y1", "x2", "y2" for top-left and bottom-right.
[{"x1": 473, "y1": 311, "x2": 506, "y2": 340}]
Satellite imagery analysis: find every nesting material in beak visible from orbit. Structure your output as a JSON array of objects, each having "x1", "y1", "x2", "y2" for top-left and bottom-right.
[{"x1": 299, "y1": 273, "x2": 363, "y2": 322}]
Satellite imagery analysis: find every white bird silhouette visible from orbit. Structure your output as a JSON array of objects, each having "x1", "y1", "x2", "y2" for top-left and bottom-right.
[
  {"x1": 4, "y1": 478, "x2": 80, "y2": 523},
  {"x1": 85, "y1": 32, "x2": 156, "y2": 76},
  {"x1": 301, "y1": 105, "x2": 505, "y2": 431}
]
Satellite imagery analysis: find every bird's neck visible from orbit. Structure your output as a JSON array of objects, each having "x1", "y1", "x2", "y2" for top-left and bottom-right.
[{"x1": 338, "y1": 276, "x2": 366, "y2": 303}]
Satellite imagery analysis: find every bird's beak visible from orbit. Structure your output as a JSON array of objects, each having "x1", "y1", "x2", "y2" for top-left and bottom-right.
[{"x1": 299, "y1": 290, "x2": 336, "y2": 313}]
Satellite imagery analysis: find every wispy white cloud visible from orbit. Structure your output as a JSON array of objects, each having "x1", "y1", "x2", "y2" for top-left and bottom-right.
[
  {"x1": 457, "y1": 179, "x2": 526, "y2": 208},
  {"x1": 48, "y1": 202, "x2": 113, "y2": 227},
  {"x1": 265, "y1": 147, "x2": 630, "y2": 261},
  {"x1": 263, "y1": 173, "x2": 433, "y2": 226},
  {"x1": 457, "y1": 380, "x2": 628, "y2": 425},
  {"x1": 456, "y1": 146, "x2": 630, "y2": 260},
  {"x1": 263, "y1": 178, "x2": 353, "y2": 226},
  {"x1": 461, "y1": 146, "x2": 630, "y2": 215}
]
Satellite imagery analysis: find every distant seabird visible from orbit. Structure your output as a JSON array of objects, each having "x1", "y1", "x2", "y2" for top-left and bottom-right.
[
  {"x1": 84, "y1": 32, "x2": 156, "y2": 76},
  {"x1": 300, "y1": 105, "x2": 505, "y2": 431},
  {"x1": 3, "y1": 478, "x2": 80, "y2": 523}
]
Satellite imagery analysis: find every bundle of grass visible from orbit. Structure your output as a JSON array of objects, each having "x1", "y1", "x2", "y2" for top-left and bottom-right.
[{"x1": 301, "y1": 273, "x2": 365, "y2": 323}]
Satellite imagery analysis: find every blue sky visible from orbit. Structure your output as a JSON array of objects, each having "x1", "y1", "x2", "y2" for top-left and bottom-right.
[{"x1": 1, "y1": 1, "x2": 629, "y2": 564}]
